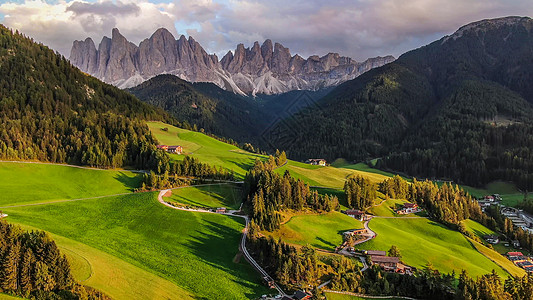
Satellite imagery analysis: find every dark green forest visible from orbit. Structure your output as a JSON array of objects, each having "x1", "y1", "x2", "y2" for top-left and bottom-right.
[
  {"x1": 0, "y1": 221, "x2": 109, "y2": 299},
  {"x1": 243, "y1": 156, "x2": 339, "y2": 231},
  {"x1": 266, "y1": 17, "x2": 533, "y2": 190},
  {"x1": 0, "y1": 25, "x2": 179, "y2": 170}
]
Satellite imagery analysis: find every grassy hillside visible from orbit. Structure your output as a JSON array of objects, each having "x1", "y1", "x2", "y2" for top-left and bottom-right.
[
  {"x1": 466, "y1": 237, "x2": 526, "y2": 277},
  {"x1": 166, "y1": 184, "x2": 242, "y2": 209},
  {"x1": 0, "y1": 25, "x2": 174, "y2": 170},
  {"x1": 362, "y1": 218, "x2": 508, "y2": 278},
  {"x1": 0, "y1": 162, "x2": 141, "y2": 206},
  {"x1": 13, "y1": 223, "x2": 194, "y2": 299},
  {"x1": 147, "y1": 121, "x2": 265, "y2": 178},
  {"x1": 268, "y1": 212, "x2": 363, "y2": 250},
  {"x1": 147, "y1": 121, "x2": 392, "y2": 188},
  {"x1": 4, "y1": 192, "x2": 269, "y2": 299}
]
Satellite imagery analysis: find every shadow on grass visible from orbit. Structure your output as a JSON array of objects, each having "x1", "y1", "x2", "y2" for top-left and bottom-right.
[
  {"x1": 114, "y1": 172, "x2": 143, "y2": 191},
  {"x1": 186, "y1": 219, "x2": 270, "y2": 299},
  {"x1": 315, "y1": 236, "x2": 338, "y2": 250}
]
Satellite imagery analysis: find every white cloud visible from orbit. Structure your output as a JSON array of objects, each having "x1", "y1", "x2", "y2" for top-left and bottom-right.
[{"x1": 0, "y1": 0, "x2": 531, "y2": 60}]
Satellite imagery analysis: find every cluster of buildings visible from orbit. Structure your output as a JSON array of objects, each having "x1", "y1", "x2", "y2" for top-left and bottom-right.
[
  {"x1": 507, "y1": 252, "x2": 533, "y2": 272},
  {"x1": 501, "y1": 207, "x2": 533, "y2": 234},
  {"x1": 396, "y1": 203, "x2": 421, "y2": 215},
  {"x1": 304, "y1": 158, "x2": 327, "y2": 166},
  {"x1": 156, "y1": 145, "x2": 183, "y2": 154},
  {"x1": 476, "y1": 194, "x2": 501, "y2": 211},
  {"x1": 364, "y1": 250, "x2": 413, "y2": 275},
  {"x1": 342, "y1": 209, "x2": 371, "y2": 221}
]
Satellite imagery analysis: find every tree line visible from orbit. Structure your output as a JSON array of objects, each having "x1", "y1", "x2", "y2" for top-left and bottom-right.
[
  {"x1": 344, "y1": 175, "x2": 377, "y2": 210},
  {"x1": 0, "y1": 221, "x2": 109, "y2": 299},
  {"x1": 244, "y1": 158, "x2": 339, "y2": 231},
  {"x1": 0, "y1": 25, "x2": 181, "y2": 171}
]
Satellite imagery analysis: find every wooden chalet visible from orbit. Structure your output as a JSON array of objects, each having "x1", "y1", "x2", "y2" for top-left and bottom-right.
[
  {"x1": 370, "y1": 255, "x2": 411, "y2": 274},
  {"x1": 216, "y1": 207, "x2": 227, "y2": 213},
  {"x1": 305, "y1": 158, "x2": 326, "y2": 166},
  {"x1": 167, "y1": 145, "x2": 183, "y2": 154},
  {"x1": 397, "y1": 202, "x2": 419, "y2": 215},
  {"x1": 157, "y1": 145, "x2": 183, "y2": 154}
]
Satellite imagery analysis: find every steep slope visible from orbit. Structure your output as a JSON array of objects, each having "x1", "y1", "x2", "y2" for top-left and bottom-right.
[
  {"x1": 268, "y1": 16, "x2": 533, "y2": 189},
  {"x1": 69, "y1": 28, "x2": 394, "y2": 94},
  {"x1": 129, "y1": 74, "x2": 269, "y2": 140},
  {"x1": 130, "y1": 74, "x2": 334, "y2": 145},
  {"x1": 0, "y1": 25, "x2": 176, "y2": 169}
]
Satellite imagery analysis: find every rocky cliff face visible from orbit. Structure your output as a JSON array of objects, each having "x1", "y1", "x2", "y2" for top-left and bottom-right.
[{"x1": 70, "y1": 28, "x2": 395, "y2": 95}]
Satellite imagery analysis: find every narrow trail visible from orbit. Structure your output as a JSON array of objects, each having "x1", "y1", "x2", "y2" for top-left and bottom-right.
[
  {"x1": 0, "y1": 160, "x2": 147, "y2": 173},
  {"x1": 157, "y1": 188, "x2": 288, "y2": 297}
]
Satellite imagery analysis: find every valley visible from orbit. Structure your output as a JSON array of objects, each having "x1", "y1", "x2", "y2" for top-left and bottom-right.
[{"x1": 0, "y1": 12, "x2": 532, "y2": 300}]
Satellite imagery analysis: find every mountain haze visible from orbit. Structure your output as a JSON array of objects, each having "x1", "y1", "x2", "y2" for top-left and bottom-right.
[{"x1": 69, "y1": 28, "x2": 394, "y2": 95}]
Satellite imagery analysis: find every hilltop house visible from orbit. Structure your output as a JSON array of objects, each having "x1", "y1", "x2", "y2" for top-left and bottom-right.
[
  {"x1": 157, "y1": 145, "x2": 183, "y2": 154},
  {"x1": 342, "y1": 209, "x2": 370, "y2": 221},
  {"x1": 305, "y1": 159, "x2": 326, "y2": 166},
  {"x1": 369, "y1": 255, "x2": 412, "y2": 274},
  {"x1": 397, "y1": 203, "x2": 419, "y2": 215}
]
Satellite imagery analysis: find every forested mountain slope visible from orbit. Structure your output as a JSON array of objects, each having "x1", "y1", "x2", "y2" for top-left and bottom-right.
[
  {"x1": 0, "y1": 25, "x2": 176, "y2": 169},
  {"x1": 268, "y1": 16, "x2": 533, "y2": 189}
]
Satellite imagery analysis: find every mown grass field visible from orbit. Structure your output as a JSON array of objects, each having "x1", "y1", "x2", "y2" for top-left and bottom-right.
[
  {"x1": 167, "y1": 184, "x2": 242, "y2": 209},
  {"x1": 4, "y1": 192, "x2": 270, "y2": 299},
  {"x1": 147, "y1": 121, "x2": 265, "y2": 179},
  {"x1": 13, "y1": 223, "x2": 194, "y2": 300},
  {"x1": 268, "y1": 211, "x2": 363, "y2": 250},
  {"x1": 0, "y1": 162, "x2": 141, "y2": 206},
  {"x1": 362, "y1": 218, "x2": 509, "y2": 278}
]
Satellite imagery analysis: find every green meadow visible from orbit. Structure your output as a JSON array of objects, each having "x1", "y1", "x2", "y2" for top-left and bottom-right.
[
  {"x1": 0, "y1": 162, "x2": 142, "y2": 206},
  {"x1": 147, "y1": 121, "x2": 265, "y2": 178},
  {"x1": 14, "y1": 223, "x2": 195, "y2": 300},
  {"x1": 4, "y1": 192, "x2": 270, "y2": 299},
  {"x1": 362, "y1": 218, "x2": 508, "y2": 278},
  {"x1": 167, "y1": 184, "x2": 242, "y2": 209},
  {"x1": 269, "y1": 211, "x2": 363, "y2": 250}
]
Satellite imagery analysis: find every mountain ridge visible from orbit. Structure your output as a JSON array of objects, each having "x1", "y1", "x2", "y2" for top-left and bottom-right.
[{"x1": 69, "y1": 28, "x2": 394, "y2": 95}]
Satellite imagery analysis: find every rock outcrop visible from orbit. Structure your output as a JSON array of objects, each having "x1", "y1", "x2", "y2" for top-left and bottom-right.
[{"x1": 70, "y1": 28, "x2": 395, "y2": 95}]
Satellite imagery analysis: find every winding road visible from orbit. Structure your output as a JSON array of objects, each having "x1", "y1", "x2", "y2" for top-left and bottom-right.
[{"x1": 157, "y1": 188, "x2": 288, "y2": 297}]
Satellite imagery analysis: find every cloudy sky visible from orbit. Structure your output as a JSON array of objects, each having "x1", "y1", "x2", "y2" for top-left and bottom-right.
[{"x1": 0, "y1": 0, "x2": 531, "y2": 61}]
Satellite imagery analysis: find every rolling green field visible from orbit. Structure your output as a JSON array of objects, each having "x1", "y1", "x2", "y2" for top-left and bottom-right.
[
  {"x1": 0, "y1": 162, "x2": 141, "y2": 206},
  {"x1": 275, "y1": 160, "x2": 392, "y2": 189},
  {"x1": 460, "y1": 181, "x2": 526, "y2": 207},
  {"x1": 463, "y1": 219, "x2": 497, "y2": 238},
  {"x1": 148, "y1": 121, "x2": 393, "y2": 188},
  {"x1": 15, "y1": 223, "x2": 195, "y2": 300},
  {"x1": 147, "y1": 121, "x2": 265, "y2": 178},
  {"x1": 4, "y1": 192, "x2": 269, "y2": 299},
  {"x1": 362, "y1": 218, "x2": 508, "y2": 278},
  {"x1": 269, "y1": 211, "x2": 363, "y2": 250},
  {"x1": 167, "y1": 184, "x2": 242, "y2": 209},
  {"x1": 466, "y1": 237, "x2": 526, "y2": 277}
]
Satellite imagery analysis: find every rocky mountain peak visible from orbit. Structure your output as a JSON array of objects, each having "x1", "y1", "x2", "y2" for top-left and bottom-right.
[{"x1": 70, "y1": 28, "x2": 395, "y2": 95}]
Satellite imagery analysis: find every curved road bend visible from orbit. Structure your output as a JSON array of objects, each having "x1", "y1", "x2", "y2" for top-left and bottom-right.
[{"x1": 157, "y1": 189, "x2": 288, "y2": 297}]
